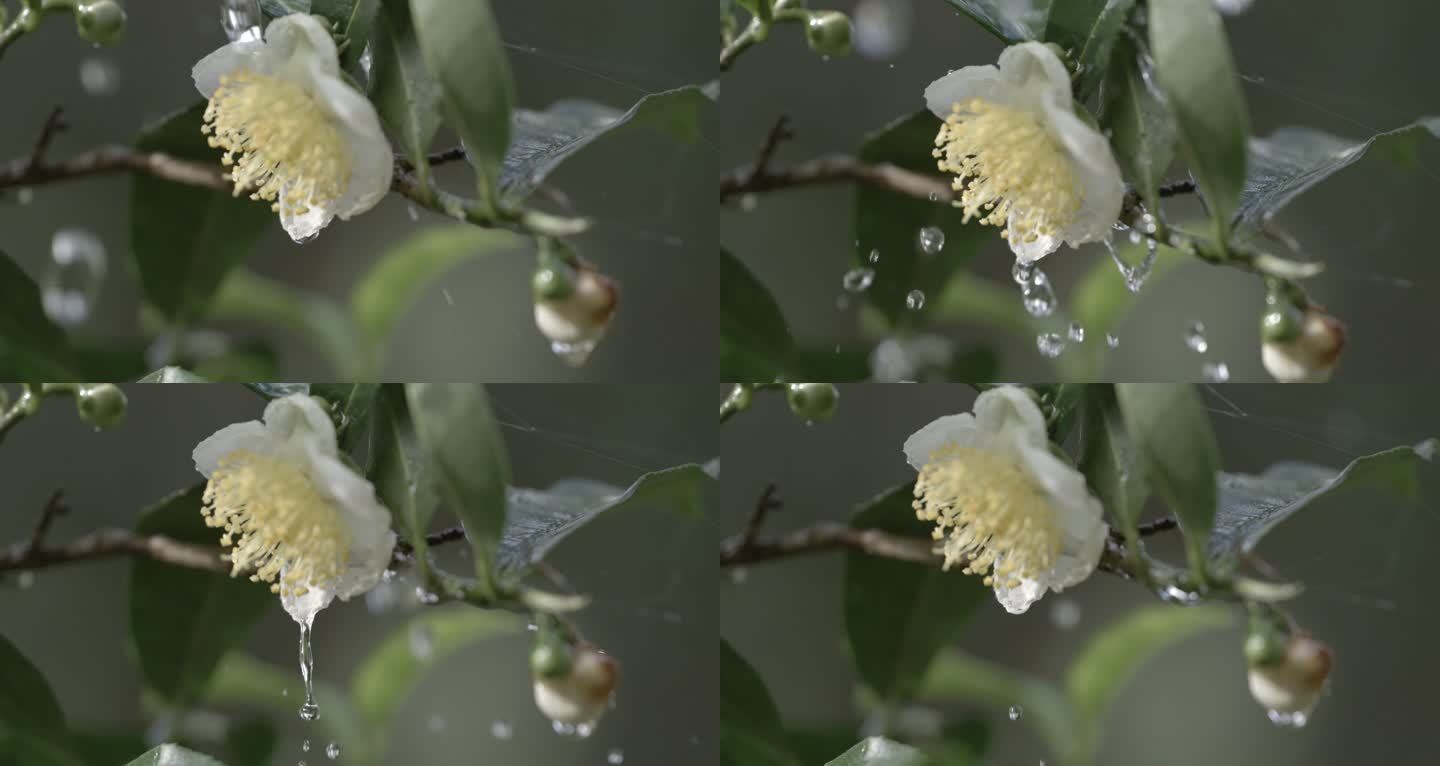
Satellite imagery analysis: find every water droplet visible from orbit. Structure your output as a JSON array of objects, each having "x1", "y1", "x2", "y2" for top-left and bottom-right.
[
  {"x1": 835, "y1": 293, "x2": 852, "y2": 311},
  {"x1": 1008, "y1": 705, "x2": 1023, "y2": 721},
  {"x1": 867, "y1": 248, "x2": 880, "y2": 264},
  {"x1": 905, "y1": 289, "x2": 925, "y2": 310},
  {"x1": 325, "y1": 743, "x2": 340, "y2": 760},
  {"x1": 428, "y1": 714, "x2": 447, "y2": 732},
  {"x1": 728, "y1": 566, "x2": 749, "y2": 585},
  {"x1": 79, "y1": 57, "x2": 120, "y2": 95},
  {"x1": 16, "y1": 571, "x2": 35, "y2": 589},
  {"x1": 298, "y1": 619, "x2": 320, "y2": 721},
  {"x1": 43, "y1": 228, "x2": 107, "y2": 328},
  {"x1": 575, "y1": 721, "x2": 595, "y2": 738},
  {"x1": 16, "y1": 187, "x2": 35, "y2": 205},
  {"x1": 409, "y1": 623, "x2": 434, "y2": 661},
  {"x1": 852, "y1": 0, "x2": 914, "y2": 60},
  {"x1": 1184, "y1": 321, "x2": 1208, "y2": 353},
  {"x1": 1202, "y1": 361, "x2": 1230, "y2": 382},
  {"x1": 1266, "y1": 709, "x2": 1308, "y2": 728},
  {"x1": 739, "y1": 193, "x2": 759, "y2": 211},
  {"x1": 607, "y1": 749, "x2": 625, "y2": 764},
  {"x1": 220, "y1": 0, "x2": 263, "y2": 42},
  {"x1": 302, "y1": 741, "x2": 311, "y2": 753},
  {"x1": 842, "y1": 267, "x2": 875, "y2": 293},
  {"x1": 927, "y1": 191, "x2": 939, "y2": 202},
  {"x1": 1036, "y1": 333, "x2": 1065, "y2": 358},
  {"x1": 406, "y1": 204, "x2": 420, "y2": 222},
  {"x1": 1105, "y1": 333, "x2": 1119, "y2": 349},
  {"x1": 1106, "y1": 236, "x2": 1158, "y2": 293},
  {"x1": 550, "y1": 339, "x2": 597, "y2": 368},
  {"x1": 298, "y1": 761, "x2": 306, "y2": 766},
  {"x1": 1021, "y1": 269, "x2": 1057, "y2": 317},
  {"x1": 1067, "y1": 321, "x2": 1085, "y2": 343},
  {"x1": 1050, "y1": 599, "x2": 1082, "y2": 630},
  {"x1": 357, "y1": 43, "x2": 374, "y2": 80},
  {"x1": 490, "y1": 721, "x2": 513, "y2": 740},
  {"x1": 299, "y1": 703, "x2": 319, "y2": 722},
  {"x1": 1011, "y1": 259, "x2": 1034, "y2": 285},
  {"x1": 917, "y1": 226, "x2": 945, "y2": 255},
  {"x1": 1157, "y1": 584, "x2": 1201, "y2": 604},
  {"x1": 1128, "y1": 231, "x2": 1142, "y2": 245},
  {"x1": 552, "y1": 720, "x2": 576, "y2": 736}
]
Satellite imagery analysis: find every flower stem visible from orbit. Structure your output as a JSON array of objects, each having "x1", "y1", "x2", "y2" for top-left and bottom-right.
[{"x1": 719, "y1": 2, "x2": 811, "y2": 71}]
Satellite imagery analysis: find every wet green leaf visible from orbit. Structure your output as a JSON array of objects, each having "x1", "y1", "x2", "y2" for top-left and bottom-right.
[
  {"x1": 368, "y1": 0, "x2": 441, "y2": 172},
  {"x1": 845, "y1": 482, "x2": 986, "y2": 703},
  {"x1": 129, "y1": 486, "x2": 273, "y2": 706},
  {"x1": 721, "y1": 249, "x2": 794, "y2": 381},
  {"x1": 351, "y1": 606, "x2": 522, "y2": 724},
  {"x1": 1044, "y1": 0, "x2": 1135, "y2": 100},
  {"x1": 137, "y1": 367, "x2": 209, "y2": 383},
  {"x1": 369, "y1": 385, "x2": 438, "y2": 551},
  {"x1": 130, "y1": 104, "x2": 274, "y2": 324},
  {"x1": 311, "y1": 383, "x2": 381, "y2": 454},
  {"x1": 1077, "y1": 386, "x2": 1148, "y2": 538},
  {"x1": 1147, "y1": 0, "x2": 1248, "y2": 241},
  {"x1": 1208, "y1": 440, "x2": 1437, "y2": 561},
  {"x1": 336, "y1": 0, "x2": 380, "y2": 71},
  {"x1": 0, "y1": 249, "x2": 76, "y2": 379},
  {"x1": 721, "y1": 640, "x2": 800, "y2": 766},
  {"x1": 243, "y1": 383, "x2": 310, "y2": 399},
  {"x1": 496, "y1": 463, "x2": 711, "y2": 579},
  {"x1": 1100, "y1": 37, "x2": 1176, "y2": 209},
  {"x1": 123, "y1": 744, "x2": 227, "y2": 766},
  {"x1": 826, "y1": 738, "x2": 930, "y2": 766},
  {"x1": 0, "y1": 633, "x2": 66, "y2": 740},
  {"x1": 939, "y1": 0, "x2": 1050, "y2": 43}
]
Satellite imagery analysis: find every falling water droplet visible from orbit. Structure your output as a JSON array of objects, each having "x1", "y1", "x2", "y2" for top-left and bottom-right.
[
  {"x1": 1184, "y1": 321, "x2": 1208, "y2": 353},
  {"x1": 1067, "y1": 321, "x2": 1085, "y2": 343},
  {"x1": 607, "y1": 749, "x2": 626, "y2": 764},
  {"x1": 302, "y1": 741, "x2": 311, "y2": 753},
  {"x1": 78, "y1": 58, "x2": 120, "y2": 95},
  {"x1": 357, "y1": 43, "x2": 374, "y2": 80},
  {"x1": 428, "y1": 715, "x2": 447, "y2": 732},
  {"x1": 298, "y1": 619, "x2": 320, "y2": 721},
  {"x1": 1105, "y1": 333, "x2": 1119, "y2": 349},
  {"x1": 552, "y1": 720, "x2": 576, "y2": 737},
  {"x1": 867, "y1": 248, "x2": 881, "y2": 264},
  {"x1": 1008, "y1": 705, "x2": 1023, "y2": 721},
  {"x1": 325, "y1": 743, "x2": 340, "y2": 760},
  {"x1": 917, "y1": 226, "x2": 945, "y2": 255},
  {"x1": 1050, "y1": 599, "x2": 1082, "y2": 630},
  {"x1": 1021, "y1": 269, "x2": 1057, "y2": 317},
  {"x1": 1202, "y1": 361, "x2": 1230, "y2": 382},
  {"x1": 550, "y1": 339, "x2": 597, "y2": 367},
  {"x1": 739, "y1": 193, "x2": 759, "y2": 211},
  {"x1": 1128, "y1": 230, "x2": 1142, "y2": 245},
  {"x1": 905, "y1": 289, "x2": 925, "y2": 310},
  {"x1": 1106, "y1": 236, "x2": 1157, "y2": 293},
  {"x1": 16, "y1": 571, "x2": 35, "y2": 589},
  {"x1": 1036, "y1": 333, "x2": 1065, "y2": 359},
  {"x1": 490, "y1": 721, "x2": 513, "y2": 740},
  {"x1": 1011, "y1": 259, "x2": 1034, "y2": 285},
  {"x1": 43, "y1": 228, "x2": 107, "y2": 328},
  {"x1": 852, "y1": 0, "x2": 914, "y2": 60},
  {"x1": 220, "y1": 0, "x2": 263, "y2": 42},
  {"x1": 728, "y1": 566, "x2": 749, "y2": 585},
  {"x1": 842, "y1": 267, "x2": 875, "y2": 293},
  {"x1": 406, "y1": 204, "x2": 420, "y2": 222},
  {"x1": 409, "y1": 623, "x2": 434, "y2": 661},
  {"x1": 575, "y1": 721, "x2": 596, "y2": 739}
]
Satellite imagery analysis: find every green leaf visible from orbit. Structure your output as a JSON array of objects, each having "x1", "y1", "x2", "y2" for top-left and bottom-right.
[
  {"x1": 737, "y1": 0, "x2": 773, "y2": 23},
  {"x1": 368, "y1": 0, "x2": 441, "y2": 172},
  {"x1": 337, "y1": 0, "x2": 380, "y2": 71},
  {"x1": 920, "y1": 651, "x2": 1080, "y2": 761},
  {"x1": 71, "y1": 729, "x2": 148, "y2": 766},
  {"x1": 720, "y1": 249, "x2": 794, "y2": 380},
  {"x1": 1043, "y1": 0, "x2": 1136, "y2": 100},
  {"x1": 1099, "y1": 36, "x2": 1176, "y2": 209},
  {"x1": 1077, "y1": 386, "x2": 1148, "y2": 538},
  {"x1": 939, "y1": 0, "x2": 1051, "y2": 43},
  {"x1": 259, "y1": 0, "x2": 310, "y2": 17},
  {"x1": 243, "y1": 383, "x2": 310, "y2": 399},
  {"x1": 1208, "y1": 440, "x2": 1437, "y2": 562},
  {"x1": 845, "y1": 482, "x2": 986, "y2": 703},
  {"x1": 123, "y1": 744, "x2": 227, "y2": 766},
  {"x1": 369, "y1": 385, "x2": 438, "y2": 551},
  {"x1": 310, "y1": 0, "x2": 360, "y2": 29},
  {"x1": 0, "y1": 249, "x2": 76, "y2": 379},
  {"x1": 928, "y1": 720, "x2": 990, "y2": 766},
  {"x1": 409, "y1": 0, "x2": 513, "y2": 197},
  {"x1": 1234, "y1": 118, "x2": 1440, "y2": 238},
  {"x1": 129, "y1": 486, "x2": 273, "y2": 706},
  {"x1": 131, "y1": 104, "x2": 274, "y2": 324},
  {"x1": 496, "y1": 463, "x2": 712, "y2": 579},
  {"x1": 210, "y1": 270, "x2": 361, "y2": 378},
  {"x1": 351, "y1": 605, "x2": 521, "y2": 725},
  {"x1": 1114, "y1": 384, "x2": 1219, "y2": 575},
  {"x1": 137, "y1": 367, "x2": 209, "y2": 383},
  {"x1": 351, "y1": 226, "x2": 521, "y2": 351},
  {"x1": 405, "y1": 384, "x2": 511, "y2": 587},
  {"x1": 826, "y1": 738, "x2": 930, "y2": 766},
  {"x1": 0, "y1": 633, "x2": 67, "y2": 739},
  {"x1": 788, "y1": 727, "x2": 866, "y2": 765},
  {"x1": 720, "y1": 639, "x2": 800, "y2": 766},
  {"x1": 855, "y1": 112, "x2": 988, "y2": 326},
  {"x1": 1147, "y1": 0, "x2": 1249, "y2": 241},
  {"x1": 220, "y1": 718, "x2": 277, "y2": 766},
  {"x1": 311, "y1": 383, "x2": 380, "y2": 454},
  {"x1": 1065, "y1": 605, "x2": 1230, "y2": 726},
  {"x1": 500, "y1": 85, "x2": 711, "y2": 202}
]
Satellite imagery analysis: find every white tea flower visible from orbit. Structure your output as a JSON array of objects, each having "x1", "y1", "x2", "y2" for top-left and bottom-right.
[
  {"x1": 193, "y1": 14, "x2": 393, "y2": 242},
  {"x1": 905, "y1": 386, "x2": 1106, "y2": 614},
  {"x1": 925, "y1": 42, "x2": 1123, "y2": 262},
  {"x1": 193, "y1": 394, "x2": 395, "y2": 624}
]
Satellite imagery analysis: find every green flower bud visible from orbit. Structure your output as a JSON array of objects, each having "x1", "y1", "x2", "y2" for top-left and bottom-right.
[
  {"x1": 76, "y1": 383, "x2": 126, "y2": 429},
  {"x1": 1244, "y1": 628, "x2": 1286, "y2": 668},
  {"x1": 530, "y1": 638, "x2": 574, "y2": 681},
  {"x1": 805, "y1": 11, "x2": 851, "y2": 57},
  {"x1": 76, "y1": 0, "x2": 126, "y2": 46},
  {"x1": 532, "y1": 263, "x2": 577, "y2": 302},
  {"x1": 786, "y1": 383, "x2": 838, "y2": 423},
  {"x1": 1259, "y1": 293, "x2": 1302, "y2": 343}
]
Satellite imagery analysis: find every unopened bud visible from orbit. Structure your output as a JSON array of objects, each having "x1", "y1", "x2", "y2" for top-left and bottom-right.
[
  {"x1": 805, "y1": 11, "x2": 852, "y2": 57},
  {"x1": 76, "y1": 0, "x2": 126, "y2": 46},
  {"x1": 1247, "y1": 633, "x2": 1333, "y2": 717},
  {"x1": 76, "y1": 384, "x2": 126, "y2": 429},
  {"x1": 533, "y1": 642, "x2": 619, "y2": 725},
  {"x1": 786, "y1": 383, "x2": 838, "y2": 423},
  {"x1": 534, "y1": 266, "x2": 618, "y2": 350},
  {"x1": 1262, "y1": 310, "x2": 1345, "y2": 383}
]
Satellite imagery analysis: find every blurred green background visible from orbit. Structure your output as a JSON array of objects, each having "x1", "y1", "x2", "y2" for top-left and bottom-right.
[
  {"x1": 0, "y1": 1, "x2": 715, "y2": 381},
  {"x1": 0, "y1": 384, "x2": 717, "y2": 765},
  {"x1": 720, "y1": 384, "x2": 1440, "y2": 765},
  {"x1": 720, "y1": 0, "x2": 1440, "y2": 382}
]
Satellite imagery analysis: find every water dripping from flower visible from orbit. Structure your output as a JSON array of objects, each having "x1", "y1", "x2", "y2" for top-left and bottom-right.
[
  {"x1": 905, "y1": 289, "x2": 925, "y2": 310},
  {"x1": 842, "y1": 267, "x2": 875, "y2": 293},
  {"x1": 78, "y1": 58, "x2": 120, "y2": 96},
  {"x1": 1008, "y1": 705, "x2": 1023, "y2": 721},
  {"x1": 607, "y1": 748, "x2": 626, "y2": 764},
  {"x1": 550, "y1": 339, "x2": 597, "y2": 368},
  {"x1": 1202, "y1": 361, "x2": 1230, "y2": 382},
  {"x1": 1105, "y1": 333, "x2": 1119, "y2": 349},
  {"x1": 1067, "y1": 321, "x2": 1085, "y2": 343},
  {"x1": 298, "y1": 618, "x2": 320, "y2": 721},
  {"x1": 917, "y1": 226, "x2": 944, "y2": 255},
  {"x1": 1184, "y1": 321, "x2": 1208, "y2": 353},
  {"x1": 219, "y1": 0, "x2": 263, "y2": 42},
  {"x1": 1036, "y1": 333, "x2": 1065, "y2": 358}
]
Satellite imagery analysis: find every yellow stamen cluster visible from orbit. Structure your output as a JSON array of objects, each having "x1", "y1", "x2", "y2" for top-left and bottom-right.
[
  {"x1": 933, "y1": 98, "x2": 1081, "y2": 248},
  {"x1": 202, "y1": 449, "x2": 350, "y2": 597},
  {"x1": 913, "y1": 443, "x2": 1060, "y2": 588},
  {"x1": 202, "y1": 69, "x2": 351, "y2": 216}
]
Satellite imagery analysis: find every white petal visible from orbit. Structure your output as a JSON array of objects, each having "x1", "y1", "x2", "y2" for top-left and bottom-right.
[
  {"x1": 305, "y1": 66, "x2": 394, "y2": 218},
  {"x1": 993, "y1": 576, "x2": 1046, "y2": 614},
  {"x1": 263, "y1": 394, "x2": 338, "y2": 458},
  {"x1": 282, "y1": 579, "x2": 335, "y2": 625},
  {"x1": 995, "y1": 42, "x2": 1073, "y2": 110},
  {"x1": 924, "y1": 63, "x2": 1007, "y2": 118},
  {"x1": 192, "y1": 40, "x2": 268, "y2": 97},
  {"x1": 266, "y1": 14, "x2": 342, "y2": 79},
  {"x1": 902, "y1": 413, "x2": 982, "y2": 469},
  {"x1": 278, "y1": 197, "x2": 335, "y2": 242},
  {"x1": 306, "y1": 450, "x2": 396, "y2": 601},
  {"x1": 973, "y1": 386, "x2": 1048, "y2": 449},
  {"x1": 192, "y1": 421, "x2": 272, "y2": 477},
  {"x1": 1042, "y1": 103, "x2": 1125, "y2": 247}
]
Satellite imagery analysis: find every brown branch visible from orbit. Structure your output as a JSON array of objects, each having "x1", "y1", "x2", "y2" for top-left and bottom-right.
[{"x1": 720, "y1": 152, "x2": 955, "y2": 204}]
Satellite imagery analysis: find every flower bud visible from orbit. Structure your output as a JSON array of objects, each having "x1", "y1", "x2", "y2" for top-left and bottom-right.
[
  {"x1": 805, "y1": 11, "x2": 852, "y2": 57},
  {"x1": 533, "y1": 642, "x2": 619, "y2": 725},
  {"x1": 76, "y1": 0, "x2": 127, "y2": 46},
  {"x1": 1247, "y1": 633, "x2": 1333, "y2": 719},
  {"x1": 1261, "y1": 310, "x2": 1346, "y2": 383},
  {"x1": 530, "y1": 636, "x2": 574, "y2": 681},
  {"x1": 786, "y1": 383, "x2": 838, "y2": 423},
  {"x1": 76, "y1": 384, "x2": 126, "y2": 429},
  {"x1": 533, "y1": 265, "x2": 618, "y2": 363}
]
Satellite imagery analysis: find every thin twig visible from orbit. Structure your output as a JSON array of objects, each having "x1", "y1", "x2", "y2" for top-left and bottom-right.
[
  {"x1": 739, "y1": 484, "x2": 781, "y2": 549},
  {"x1": 27, "y1": 107, "x2": 67, "y2": 171},
  {"x1": 26, "y1": 490, "x2": 68, "y2": 554},
  {"x1": 721, "y1": 153, "x2": 954, "y2": 204}
]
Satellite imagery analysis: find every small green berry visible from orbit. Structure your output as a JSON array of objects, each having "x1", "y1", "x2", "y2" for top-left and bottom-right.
[
  {"x1": 530, "y1": 638, "x2": 574, "y2": 680},
  {"x1": 1260, "y1": 296, "x2": 1303, "y2": 343},
  {"x1": 805, "y1": 11, "x2": 852, "y2": 57},
  {"x1": 76, "y1": 0, "x2": 127, "y2": 46},
  {"x1": 76, "y1": 384, "x2": 126, "y2": 429},
  {"x1": 787, "y1": 383, "x2": 838, "y2": 423}
]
